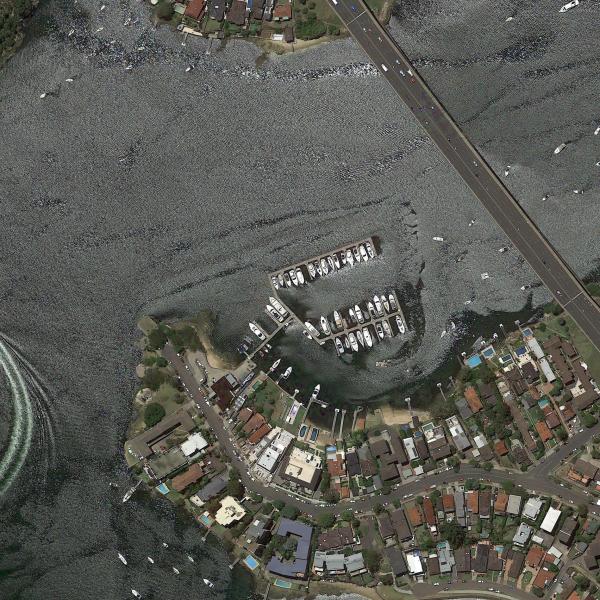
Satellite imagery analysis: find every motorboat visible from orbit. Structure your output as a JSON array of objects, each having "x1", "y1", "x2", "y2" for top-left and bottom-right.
[
  {"x1": 283, "y1": 271, "x2": 292, "y2": 287},
  {"x1": 269, "y1": 358, "x2": 281, "y2": 372},
  {"x1": 382, "y1": 320, "x2": 393, "y2": 337},
  {"x1": 118, "y1": 553, "x2": 128, "y2": 565},
  {"x1": 162, "y1": 542, "x2": 169, "y2": 548},
  {"x1": 373, "y1": 295, "x2": 384, "y2": 316},
  {"x1": 348, "y1": 332, "x2": 359, "y2": 352},
  {"x1": 304, "y1": 321, "x2": 320, "y2": 338},
  {"x1": 266, "y1": 305, "x2": 283, "y2": 322},
  {"x1": 355, "y1": 305, "x2": 365, "y2": 324},
  {"x1": 353, "y1": 247, "x2": 361, "y2": 262},
  {"x1": 346, "y1": 249, "x2": 355, "y2": 266},
  {"x1": 122, "y1": 480, "x2": 141, "y2": 503},
  {"x1": 365, "y1": 241, "x2": 375, "y2": 258},
  {"x1": 395, "y1": 315, "x2": 405, "y2": 334},
  {"x1": 312, "y1": 384, "x2": 321, "y2": 398},
  {"x1": 559, "y1": 0, "x2": 579, "y2": 12},
  {"x1": 362, "y1": 327, "x2": 373, "y2": 347},
  {"x1": 282, "y1": 366, "x2": 292, "y2": 378},
  {"x1": 289, "y1": 269, "x2": 299, "y2": 286},
  {"x1": 333, "y1": 311, "x2": 343, "y2": 329},
  {"x1": 147, "y1": 556, "x2": 155, "y2": 564},
  {"x1": 172, "y1": 567, "x2": 180, "y2": 575},
  {"x1": 340, "y1": 252, "x2": 347, "y2": 266},
  {"x1": 320, "y1": 316, "x2": 331, "y2": 335},
  {"x1": 348, "y1": 307, "x2": 356, "y2": 323},
  {"x1": 315, "y1": 261, "x2": 322, "y2": 276},
  {"x1": 554, "y1": 142, "x2": 567, "y2": 154},
  {"x1": 343, "y1": 336, "x2": 350, "y2": 349},
  {"x1": 203, "y1": 579, "x2": 215, "y2": 588},
  {"x1": 382, "y1": 296, "x2": 390, "y2": 313},
  {"x1": 296, "y1": 267, "x2": 305, "y2": 285},
  {"x1": 320, "y1": 258, "x2": 329, "y2": 275},
  {"x1": 187, "y1": 554, "x2": 195, "y2": 563},
  {"x1": 333, "y1": 254, "x2": 341, "y2": 269},
  {"x1": 249, "y1": 322, "x2": 266, "y2": 340},
  {"x1": 388, "y1": 293, "x2": 397, "y2": 311},
  {"x1": 375, "y1": 323, "x2": 385, "y2": 340},
  {"x1": 359, "y1": 245, "x2": 368, "y2": 261},
  {"x1": 271, "y1": 275, "x2": 279, "y2": 289},
  {"x1": 367, "y1": 302, "x2": 377, "y2": 318},
  {"x1": 356, "y1": 330, "x2": 365, "y2": 347},
  {"x1": 277, "y1": 273, "x2": 285, "y2": 288},
  {"x1": 307, "y1": 263, "x2": 316, "y2": 279},
  {"x1": 131, "y1": 591, "x2": 141, "y2": 598},
  {"x1": 595, "y1": 126, "x2": 600, "y2": 135},
  {"x1": 433, "y1": 236, "x2": 444, "y2": 242},
  {"x1": 327, "y1": 256, "x2": 336, "y2": 271},
  {"x1": 440, "y1": 330, "x2": 447, "y2": 338},
  {"x1": 335, "y1": 338, "x2": 345, "y2": 354},
  {"x1": 269, "y1": 297, "x2": 288, "y2": 317}
]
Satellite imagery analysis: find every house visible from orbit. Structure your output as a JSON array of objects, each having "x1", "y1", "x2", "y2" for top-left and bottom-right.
[
  {"x1": 226, "y1": 0, "x2": 247, "y2": 25},
  {"x1": 267, "y1": 519, "x2": 313, "y2": 579},
  {"x1": 507, "y1": 495, "x2": 522, "y2": 516},
  {"x1": 473, "y1": 544, "x2": 489, "y2": 573},
  {"x1": 523, "y1": 497, "x2": 544, "y2": 520},
  {"x1": 454, "y1": 547, "x2": 471, "y2": 572},
  {"x1": 479, "y1": 490, "x2": 491, "y2": 518},
  {"x1": 184, "y1": 0, "x2": 206, "y2": 19},
  {"x1": 390, "y1": 508, "x2": 412, "y2": 541},
  {"x1": 171, "y1": 463, "x2": 204, "y2": 492},
  {"x1": 532, "y1": 568, "x2": 556, "y2": 591},
  {"x1": 437, "y1": 541, "x2": 455, "y2": 573},
  {"x1": 318, "y1": 527, "x2": 355, "y2": 551},
  {"x1": 407, "y1": 506, "x2": 423, "y2": 528},
  {"x1": 540, "y1": 506, "x2": 562, "y2": 534},
  {"x1": 385, "y1": 547, "x2": 408, "y2": 577},
  {"x1": 250, "y1": 0, "x2": 264, "y2": 19},
  {"x1": 245, "y1": 515, "x2": 273, "y2": 545},
  {"x1": 455, "y1": 491, "x2": 466, "y2": 527},
  {"x1": 345, "y1": 553, "x2": 366, "y2": 575},
  {"x1": 442, "y1": 494, "x2": 455, "y2": 514},
  {"x1": 467, "y1": 491, "x2": 479, "y2": 514},
  {"x1": 423, "y1": 497, "x2": 437, "y2": 527},
  {"x1": 494, "y1": 492, "x2": 508, "y2": 515},
  {"x1": 380, "y1": 463, "x2": 400, "y2": 482},
  {"x1": 511, "y1": 445, "x2": 532, "y2": 467},
  {"x1": 272, "y1": 0, "x2": 292, "y2": 20},
  {"x1": 191, "y1": 473, "x2": 228, "y2": 504},
  {"x1": 406, "y1": 551, "x2": 423, "y2": 576},
  {"x1": 571, "y1": 459, "x2": 598, "y2": 484},
  {"x1": 208, "y1": 0, "x2": 226, "y2": 20},
  {"x1": 378, "y1": 514, "x2": 395, "y2": 540},
  {"x1": 508, "y1": 550, "x2": 525, "y2": 579},
  {"x1": 237, "y1": 407, "x2": 253, "y2": 423},
  {"x1": 546, "y1": 411, "x2": 561, "y2": 429},
  {"x1": 280, "y1": 447, "x2": 322, "y2": 492},
  {"x1": 248, "y1": 423, "x2": 272, "y2": 444},
  {"x1": 513, "y1": 523, "x2": 533, "y2": 546},
  {"x1": 327, "y1": 455, "x2": 346, "y2": 478},
  {"x1": 521, "y1": 361, "x2": 540, "y2": 384},
  {"x1": 464, "y1": 386, "x2": 483, "y2": 413},
  {"x1": 455, "y1": 397, "x2": 473, "y2": 420},
  {"x1": 558, "y1": 517, "x2": 578, "y2": 546},
  {"x1": 370, "y1": 439, "x2": 390, "y2": 458},
  {"x1": 244, "y1": 413, "x2": 266, "y2": 435},
  {"x1": 211, "y1": 375, "x2": 238, "y2": 411},
  {"x1": 535, "y1": 421, "x2": 553, "y2": 442},
  {"x1": 488, "y1": 548, "x2": 503, "y2": 572},
  {"x1": 415, "y1": 437, "x2": 430, "y2": 461},
  {"x1": 495, "y1": 440, "x2": 509, "y2": 456},
  {"x1": 445, "y1": 415, "x2": 471, "y2": 451},
  {"x1": 427, "y1": 556, "x2": 440, "y2": 576},
  {"x1": 526, "y1": 545, "x2": 545, "y2": 568},
  {"x1": 346, "y1": 452, "x2": 361, "y2": 477},
  {"x1": 215, "y1": 495, "x2": 246, "y2": 526}
]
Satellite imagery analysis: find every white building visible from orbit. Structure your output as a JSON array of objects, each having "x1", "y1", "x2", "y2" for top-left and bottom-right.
[
  {"x1": 523, "y1": 497, "x2": 544, "y2": 520},
  {"x1": 256, "y1": 429, "x2": 295, "y2": 473},
  {"x1": 403, "y1": 437, "x2": 418, "y2": 461},
  {"x1": 180, "y1": 432, "x2": 208, "y2": 457},
  {"x1": 406, "y1": 551, "x2": 423, "y2": 576},
  {"x1": 540, "y1": 507, "x2": 562, "y2": 534}
]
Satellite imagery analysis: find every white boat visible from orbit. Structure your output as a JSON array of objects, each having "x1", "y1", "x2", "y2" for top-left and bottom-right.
[
  {"x1": 172, "y1": 566, "x2": 180, "y2": 575},
  {"x1": 388, "y1": 293, "x2": 397, "y2": 311},
  {"x1": 367, "y1": 302, "x2": 377, "y2": 318},
  {"x1": 396, "y1": 315, "x2": 405, "y2": 334},
  {"x1": 440, "y1": 329, "x2": 447, "y2": 338},
  {"x1": 362, "y1": 327, "x2": 373, "y2": 347},
  {"x1": 269, "y1": 297, "x2": 288, "y2": 317},
  {"x1": 122, "y1": 480, "x2": 141, "y2": 503},
  {"x1": 147, "y1": 556, "x2": 154, "y2": 564},
  {"x1": 282, "y1": 366, "x2": 292, "y2": 378},
  {"x1": 554, "y1": 142, "x2": 567, "y2": 154},
  {"x1": 269, "y1": 358, "x2": 281, "y2": 372},
  {"x1": 131, "y1": 590, "x2": 141, "y2": 598},
  {"x1": 348, "y1": 332, "x2": 359, "y2": 352},
  {"x1": 375, "y1": 323, "x2": 385, "y2": 340},
  {"x1": 346, "y1": 249, "x2": 355, "y2": 266},
  {"x1": 289, "y1": 269, "x2": 299, "y2": 286},
  {"x1": 432, "y1": 236, "x2": 444, "y2": 242},
  {"x1": 343, "y1": 336, "x2": 350, "y2": 349},
  {"x1": 271, "y1": 275, "x2": 279, "y2": 289},
  {"x1": 340, "y1": 252, "x2": 347, "y2": 266},
  {"x1": 356, "y1": 330, "x2": 365, "y2": 347},
  {"x1": 365, "y1": 241, "x2": 375, "y2": 258},
  {"x1": 320, "y1": 258, "x2": 329, "y2": 275},
  {"x1": 118, "y1": 553, "x2": 128, "y2": 565},
  {"x1": 353, "y1": 247, "x2": 361, "y2": 262},
  {"x1": 355, "y1": 305, "x2": 365, "y2": 324},
  {"x1": 481, "y1": 272, "x2": 490, "y2": 280},
  {"x1": 283, "y1": 271, "x2": 292, "y2": 287},
  {"x1": 266, "y1": 305, "x2": 284, "y2": 322},
  {"x1": 359, "y1": 245, "x2": 368, "y2": 261},
  {"x1": 333, "y1": 254, "x2": 341, "y2": 269},
  {"x1": 327, "y1": 256, "x2": 336, "y2": 271},
  {"x1": 304, "y1": 321, "x2": 320, "y2": 338},
  {"x1": 315, "y1": 262, "x2": 322, "y2": 276},
  {"x1": 203, "y1": 579, "x2": 215, "y2": 588},
  {"x1": 382, "y1": 296, "x2": 390, "y2": 313},
  {"x1": 504, "y1": 165, "x2": 511, "y2": 176},
  {"x1": 542, "y1": 195, "x2": 549, "y2": 201},
  {"x1": 162, "y1": 542, "x2": 169, "y2": 548},
  {"x1": 307, "y1": 263, "x2": 316, "y2": 279},
  {"x1": 373, "y1": 295, "x2": 384, "y2": 316},
  {"x1": 320, "y1": 316, "x2": 331, "y2": 335},
  {"x1": 382, "y1": 320, "x2": 393, "y2": 337},
  {"x1": 296, "y1": 268, "x2": 305, "y2": 285},
  {"x1": 278, "y1": 273, "x2": 285, "y2": 288},
  {"x1": 559, "y1": 0, "x2": 579, "y2": 12},
  {"x1": 312, "y1": 384, "x2": 321, "y2": 398},
  {"x1": 348, "y1": 307, "x2": 356, "y2": 323},
  {"x1": 335, "y1": 338, "x2": 345, "y2": 355},
  {"x1": 333, "y1": 311, "x2": 343, "y2": 329},
  {"x1": 249, "y1": 322, "x2": 266, "y2": 340},
  {"x1": 595, "y1": 126, "x2": 600, "y2": 135},
  {"x1": 187, "y1": 554, "x2": 195, "y2": 563}
]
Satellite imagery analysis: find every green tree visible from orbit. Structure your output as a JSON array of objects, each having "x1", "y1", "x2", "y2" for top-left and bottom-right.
[
  {"x1": 581, "y1": 412, "x2": 598, "y2": 428},
  {"x1": 155, "y1": 0, "x2": 174, "y2": 20},
  {"x1": 578, "y1": 504, "x2": 589, "y2": 518},
  {"x1": 373, "y1": 503, "x2": 384, "y2": 515},
  {"x1": 227, "y1": 478, "x2": 244, "y2": 499},
  {"x1": 144, "y1": 402, "x2": 165, "y2": 427},
  {"x1": 439, "y1": 521, "x2": 466, "y2": 549},
  {"x1": 502, "y1": 480, "x2": 515, "y2": 492},
  {"x1": 273, "y1": 500, "x2": 285, "y2": 511},
  {"x1": 317, "y1": 513, "x2": 335, "y2": 528},
  {"x1": 281, "y1": 505, "x2": 299, "y2": 519},
  {"x1": 341, "y1": 509, "x2": 354, "y2": 522},
  {"x1": 142, "y1": 367, "x2": 171, "y2": 391},
  {"x1": 323, "y1": 489, "x2": 340, "y2": 503},
  {"x1": 363, "y1": 549, "x2": 382, "y2": 574}
]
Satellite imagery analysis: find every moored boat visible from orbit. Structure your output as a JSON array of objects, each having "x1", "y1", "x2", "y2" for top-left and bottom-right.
[
  {"x1": 375, "y1": 322, "x2": 385, "y2": 340},
  {"x1": 362, "y1": 327, "x2": 373, "y2": 347},
  {"x1": 296, "y1": 267, "x2": 305, "y2": 285},
  {"x1": 348, "y1": 332, "x2": 359, "y2": 352},
  {"x1": 382, "y1": 320, "x2": 393, "y2": 337},
  {"x1": 355, "y1": 304, "x2": 365, "y2": 324},
  {"x1": 320, "y1": 316, "x2": 331, "y2": 335},
  {"x1": 395, "y1": 315, "x2": 405, "y2": 334}
]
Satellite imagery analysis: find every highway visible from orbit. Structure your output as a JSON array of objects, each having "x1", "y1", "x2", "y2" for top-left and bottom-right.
[{"x1": 327, "y1": 0, "x2": 600, "y2": 353}]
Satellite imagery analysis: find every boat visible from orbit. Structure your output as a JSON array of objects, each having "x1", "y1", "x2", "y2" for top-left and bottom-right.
[
  {"x1": 320, "y1": 258, "x2": 329, "y2": 275},
  {"x1": 266, "y1": 305, "x2": 283, "y2": 322},
  {"x1": 440, "y1": 330, "x2": 447, "y2": 338},
  {"x1": 343, "y1": 336, "x2": 350, "y2": 349},
  {"x1": 359, "y1": 245, "x2": 368, "y2": 261},
  {"x1": 320, "y1": 316, "x2": 331, "y2": 335},
  {"x1": 283, "y1": 271, "x2": 292, "y2": 287},
  {"x1": 147, "y1": 556, "x2": 154, "y2": 564},
  {"x1": 289, "y1": 269, "x2": 299, "y2": 286},
  {"x1": 348, "y1": 332, "x2": 359, "y2": 352},
  {"x1": 348, "y1": 307, "x2": 356, "y2": 323},
  {"x1": 118, "y1": 553, "x2": 128, "y2": 565},
  {"x1": 122, "y1": 480, "x2": 141, "y2": 503},
  {"x1": 362, "y1": 327, "x2": 373, "y2": 347},
  {"x1": 382, "y1": 320, "x2": 393, "y2": 337},
  {"x1": 340, "y1": 252, "x2": 347, "y2": 266},
  {"x1": 296, "y1": 268, "x2": 305, "y2": 285},
  {"x1": 307, "y1": 263, "x2": 316, "y2": 279},
  {"x1": 373, "y1": 295, "x2": 384, "y2": 316},
  {"x1": 162, "y1": 542, "x2": 169, "y2": 548},
  {"x1": 269, "y1": 297, "x2": 288, "y2": 317},
  {"x1": 269, "y1": 358, "x2": 281, "y2": 372},
  {"x1": 367, "y1": 302, "x2": 377, "y2": 318},
  {"x1": 375, "y1": 323, "x2": 385, "y2": 340},
  {"x1": 355, "y1": 305, "x2": 365, "y2": 324},
  {"x1": 304, "y1": 321, "x2": 320, "y2": 337},
  {"x1": 595, "y1": 126, "x2": 600, "y2": 135},
  {"x1": 396, "y1": 315, "x2": 405, "y2": 334},
  {"x1": 327, "y1": 256, "x2": 335, "y2": 271},
  {"x1": 356, "y1": 330, "x2": 365, "y2": 347},
  {"x1": 172, "y1": 566, "x2": 180, "y2": 575},
  {"x1": 388, "y1": 293, "x2": 397, "y2": 311},
  {"x1": 353, "y1": 247, "x2": 361, "y2": 262},
  {"x1": 277, "y1": 273, "x2": 285, "y2": 288},
  {"x1": 554, "y1": 142, "x2": 567, "y2": 154},
  {"x1": 271, "y1": 275, "x2": 279, "y2": 289},
  {"x1": 335, "y1": 338, "x2": 345, "y2": 354},
  {"x1": 312, "y1": 384, "x2": 321, "y2": 398},
  {"x1": 249, "y1": 322, "x2": 266, "y2": 340},
  {"x1": 559, "y1": 0, "x2": 579, "y2": 11},
  {"x1": 382, "y1": 296, "x2": 390, "y2": 313},
  {"x1": 333, "y1": 254, "x2": 341, "y2": 269},
  {"x1": 187, "y1": 554, "x2": 195, "y2": 563},
  {"x1": 203, "y1": 579, "x2": 215, "y2": 588},
  {"x1": 333, "y1": 311, "x2": 343, "y2": 329},
  {"x1": 346, "y1": 249, "x2": 355, "y2": 266},
  {"x1": 315, "y1": 261, "x2": 322, "y2": 276},
  {"x1": 281, "y1": 366, "x2": 292, "y2": 378},
  {"x1": 365, "y1": 241, "x2": 375, "y2": 258},
  {"x1": 433, "y1": 236, "x2": 444, "y2": 242},
  {"x1": 131, "y1": 590, "x2": 141, "y2": 598}
]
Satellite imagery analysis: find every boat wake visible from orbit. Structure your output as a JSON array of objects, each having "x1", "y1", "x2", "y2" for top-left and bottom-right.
[{"x1": 0, "y1": 334, "x2": 56, "y2": 497}]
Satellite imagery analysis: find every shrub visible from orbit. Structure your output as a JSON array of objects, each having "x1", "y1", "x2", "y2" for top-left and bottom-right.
[{"x1": 144, "y1": 403, "x2": 165, "y2": 427}]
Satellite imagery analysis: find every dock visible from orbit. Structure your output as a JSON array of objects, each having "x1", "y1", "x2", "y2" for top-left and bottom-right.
[{"x1": 248, "y1": 316, "x2": 293, "y2": 359}]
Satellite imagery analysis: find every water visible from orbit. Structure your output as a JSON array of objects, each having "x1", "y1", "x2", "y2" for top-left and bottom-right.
[{"x1": 0, "y1": 0, "x2": 599, "y2": 597}]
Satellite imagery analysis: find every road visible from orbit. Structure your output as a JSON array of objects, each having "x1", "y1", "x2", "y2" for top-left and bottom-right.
[{"x1": 326, "y1": 0, "x2": 600, "y2": 353}]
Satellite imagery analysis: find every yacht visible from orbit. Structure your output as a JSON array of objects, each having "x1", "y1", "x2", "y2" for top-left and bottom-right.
[
  {"x1": 283, "y1": 271, "x2": 292, "y2": 287},
  {"x1": 382, "y1": 296, "x2": 390, "y2": 313},
  {"x1": 307, "y1": 263, "x2": 316, "y2": 279},
  {"x1": 271, "y1": 275, "x2": 279, "y2": 289},
  {"x1": 375, "y1": 323, "x2": 385, "y2": 340},
  {"x1": 277, "y1": 273, "x2": 285, "y2": 288},
  {"x1": 343, "y1": 335, "x2": 350, "y2": 349},
  {"x1": 340, "y1": 252, "x2": 347, "y2": 266},
  {"x1": 203, "y1": 579, "x2": 215, "y2": 588},
  {"x1": 269, "y1": 297, "x2": 288, "y2": 317},
  {"x1": 289, "y1": 269, "x2": 299, "y2": 286},
  {"x1": 249, "y1": 322, "x2": 266, "y2": 340},
  {"x1": 266, "y1": 305, "x2": 284, "y2": 322},
  {"x1": 554, "y1": 142, "x2": 567, "y2": 154},
  {"x1": 269, "y1": 358, "x2": 281, "y2": 372},
  {"x1": 388, "y1": 293, "x2": 397, "y2": 311},
  {"x1": 433, "y1": 236, "x2": 444, "y2": 242},
  {"x1": 122, "y1": 480, "x2": 141, "y2": 503},
  {"x1": 382, "y1": 320, "x2": 393, "y2": 337},
  {"x1": 595, "y1": 126, "x2": 600, "y2": 135},
  {"x1": 335, "y1": 338, "x2": 345, "y2": 354},
  {"x1": 373, "y1": 295, "x2": 384, "y2": 316},
  {"x1": 356, "y1": 330, "x2": 365, "y2": 347},
  {"x1": 147, "y1": 556, "x2": 155, "y2": 564},
  {"x1": 327, "y1": 256, "x2": 336, "y2": 271},
  {"x1": 396, "y1": 315, "x2": 405, "y2": 334},
  {"x1": 365, "y1": 241, "x2": 375, "y2": 258},
  {"x1": 333, "y1": 254, "x2": 341, "y2": 269},
  {"x1": 187, "y1": 554, "x2": 195, "y2": 563},
  {"x1": 559, "y1": 0, "x2": 579, "y2": 11},
  {"x1": 348, "y1": 332, "x2": 359, "y2": 352},
  {"x1": 312, "y1": 384, "x2": 321, "y2": 398},
  {"x1": 346, "y1": 249, "x2": 355, "y2": 266},
  {"x1": 348, "y1": 307, "x2": 356, "y2": 323},
  {"x1": 440, "y1": 330, "x2": 447, "y2": 339},
  {"x1": 333, "y1": 311, "x2": 343, "y2": 330},
  {"x1": 353, "y1": 247, "x2": 361, "y2": 262},
  {"x1": 172, "y1": 567, "x2": 180, "y2": 575},
  {"x1": 320, "y1": 258, "x2": 329, "y2": 275},
  {"x1": 354, "y1": 304, "x2": 365, "y2": 324},
  {"x1": 304, "y1": 321, "x2": 320, "y2": 338},
  {"x1": 118, "y1": 553, "x2": 128, "y2": 565},
  {"x1": 131, "y1": 591, "x2": 141, "y2": 598},
  {"x1": 362, "y1": 327, "x2": 373, "y2": 347},
  {"x1": 359, "y1": 245, "x2": 369, "y2": 261},
  {"x1": 282, "y1": 366, "x2": 292, "y2": 378},
  {"x1": 162, "y1": 542, "x2": 169, "y2": 548},
  {"x1": 320, "y1": 316, "x2": 331, "y2": 335},
  {"x1": 296, "y1": 267, "x2": 305, "y2": 285},
  {"x1": 315, "y1": 261, "x2": 322, "y2": 276},
  {"x1": 367, "y1": 302, "x2": 377, "y2": 319}
]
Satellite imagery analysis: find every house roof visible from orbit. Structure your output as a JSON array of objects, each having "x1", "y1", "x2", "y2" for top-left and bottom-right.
[
  {"x1": 494, "y1": 492, "x2": 508, "y2": 513},
  {"x1": 211, "y1": 376, "x2": 235, "y2": 411},
  {"x1": 184, "y1": 0, "x2": 206, "y2": 19},
  {"x1": 327, "y1": 455, "x2": 346, "y2": 477},
  {"x1": 369, "y1": 438, "x2": 390, "y2": 458},
  {"x1": 243, "y1": 412, "x2": 266, "y2": 434},
  {"x1": 406, "y1": 506, "x2": 423, "y2": 527},
  {"x1": 495, "y1": 440, "x2": 509, "y2": 456},
  {"x1": 423, "y1": 497, "x2": 436, "y2": 525},
  {"x1": 464, "y1": 386, "x2": 483, "y2": 413},
  {"x1": 385, "y1": 547, "x2": 408, "y2": 576},
  {"x1": 378, "y1": 514, "x2": 395, "y2": 539},
  {"x1": 467, "y1": 491, "x2": 479, "y2": 513},
  {"x1": 526, "y1": 545, "x2": 545, "y2": 568},
  {"x1": 248, "y1": 423, "x2": 272, "y2": 444},
  {"x1": 171, "y1": 463, "x2": 204, "y2": 492},
  {"x1": 442, "y1": 494, "x2": 455, "y2": 512},
  {"x1": 272, "y1": 1, "x2": 292, "y2": 18},
  {"x1": 226, "y1": 0, "x2": 247, "y2": 25},
  {"x1": 535, "y1": 420, "x2": 553, "y2": 442},
  {"x1": 508, "y1": 550, "x2": 525, "y2": 578},
  {"x1": 318, "y1": 526, "x2": 354, "y2": 551}
]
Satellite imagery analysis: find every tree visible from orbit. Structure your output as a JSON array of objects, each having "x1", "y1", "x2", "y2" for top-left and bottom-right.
[
  {"x1": 538, "y1": 322, "x2": 547, "y2": 332},
  {"x1": 281, "y1": 505, "x2": 299, "y2": 520},
  {"x1": 502, "y1": 480, "x2": 515, "y2": 492},
  {"x1": 582, "y1": 412, "x2": 598, "y2": 428},
  {"x1": 578, "y1": 504, "x2": 589, "y2": 518},
  {"x1": 341, "y1": 509, "x2": 354, "y2": 522},
  {"x1": 439, "y1": 521, "x2": 466, "y2": 549},
  {"x1": 227, "y1": 478, "x2": 244, "y2": 499},
  {"x1": 144, "y1": 402, "x2": 165, "y2": 427},
  {"x1": 323, "y1": 489, "x2": 340, "y2": 504},
  {"x1": 155, "y1": 1, "x2": 175, "y2": 20},
  {"x1": 273, "y1": 500, "x2": 285, "y2": 511},
  {"x1": 373, "y1": 503, "x2": 384, "y2": 515},
  {"x1": 363, "y1": 549, "x2": 382, "y2": 574},
  {"x1": 555, "y1": 426, "x2": 568, "y2": 441},
  {"x1": 142, "y1": 367, "x2": 172, "y2": 391},
  {"x1": 317, "y1": 513, "x2": 335, "y2": 528},
  {"x1": 147, "y1": 326, "x2": 168, "y2": 350}
]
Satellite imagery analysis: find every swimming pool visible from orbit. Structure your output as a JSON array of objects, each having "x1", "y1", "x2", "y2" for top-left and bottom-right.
[
  {"x1": 243, "y1": 555, "x2": 258, "y2": 570},
  {"x1": 274, "y1": 579, "x2": 292, "y2": 589},
  {"x1": 156, "y1": 483, "x2": 169, "y2": 495},
  {"x1": 466, "y1": 354, "x2": 482, "y2": 368},
  {"x1": 310, "y1": 427, "x2": 319, "y2": 442},
  {"x1": 298, "y1": 424, "x2": 307, "y2": 438}
]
